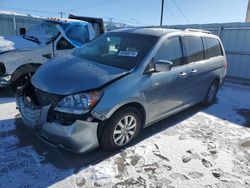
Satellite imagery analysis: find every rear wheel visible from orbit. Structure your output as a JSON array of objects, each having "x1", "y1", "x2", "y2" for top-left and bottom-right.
[
  {"x1": 203, "y1": 81, "x2": 219, "y2": 106},
  {"x1": 100, "y1": 107, "x2": 142, "y2": 150}
]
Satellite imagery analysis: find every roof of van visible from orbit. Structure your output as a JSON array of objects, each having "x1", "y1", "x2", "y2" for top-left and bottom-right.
[
  {"x1": 111, "y1": 27, "x2": 215, "y2": 38},
  {"x1": 111, "y1": 27, "x2": 178, "y2": 37}
]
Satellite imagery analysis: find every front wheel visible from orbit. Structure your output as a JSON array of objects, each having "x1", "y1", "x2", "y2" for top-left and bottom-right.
[
  {"x1": 100, "y1": 107, "x2": 142, "y2": 150},
  {"x1": 203, "y1": 81, "x2": 219, "y2": 106}
]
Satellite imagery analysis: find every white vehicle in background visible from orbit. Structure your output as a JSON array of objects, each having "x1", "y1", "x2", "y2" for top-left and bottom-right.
[{"x1": 0, "y1": 15, "x2": 105, "y2": 87}]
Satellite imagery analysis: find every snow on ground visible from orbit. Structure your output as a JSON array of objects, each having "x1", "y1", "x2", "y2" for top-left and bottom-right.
[{"x1": 0, "y1": 82, "x2": 250, "y2": 188}]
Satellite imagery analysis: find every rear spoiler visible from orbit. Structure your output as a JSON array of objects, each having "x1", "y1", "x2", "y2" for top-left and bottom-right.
[{"x1": 68, "y1": 14, "x2": 106, "y2": 34}]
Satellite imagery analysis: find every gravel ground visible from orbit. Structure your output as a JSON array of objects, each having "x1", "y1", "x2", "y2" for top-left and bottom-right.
[{"x1": 0, "y1": 82, "x2": 250, "y2": 188}]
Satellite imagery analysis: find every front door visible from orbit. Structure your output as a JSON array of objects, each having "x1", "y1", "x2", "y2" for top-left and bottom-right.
[{"x1": 149, "y1": 36, "x2": 189, "y2": 122}]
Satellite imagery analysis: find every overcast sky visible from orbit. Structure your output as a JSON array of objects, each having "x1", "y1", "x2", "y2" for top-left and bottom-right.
[{"x1": 0, "y1": 0, "x2": 249, "y2": 26}]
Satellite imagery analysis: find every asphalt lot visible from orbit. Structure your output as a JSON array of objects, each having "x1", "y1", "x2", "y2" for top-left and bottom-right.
[{"x1": 0, "y1": 82, "x2": 250, "y2": 187}]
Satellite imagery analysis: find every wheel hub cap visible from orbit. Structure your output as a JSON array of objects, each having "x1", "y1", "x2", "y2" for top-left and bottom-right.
[{"x1": 113, "y1": 115, "x2": 137, "y2": 146}]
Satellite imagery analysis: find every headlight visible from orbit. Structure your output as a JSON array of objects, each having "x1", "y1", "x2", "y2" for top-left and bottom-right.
[
  {"x1": 0, "y1": 62, "x2": 6, "y2": 76},
  {"x1": 54, "y1": 90, "x2": 103, "y2": 115}
]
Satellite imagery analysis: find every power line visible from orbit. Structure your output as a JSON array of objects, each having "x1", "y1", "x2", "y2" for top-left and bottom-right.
[
  {"x1": 61, "y1": 0, "x2": 101, "y2": 12},
  {"x1": 163, "y1": 1, "x2": 181, "y2": 25},
  {"x1": 166, "y1": 4, "x2": 181, "y2": 25},
  {"x1": 171, "y1": 0, "x2": 190, "y2": 23},
  {"x1": 110, "y1": 0, "x2": 161, "y2": 17}
]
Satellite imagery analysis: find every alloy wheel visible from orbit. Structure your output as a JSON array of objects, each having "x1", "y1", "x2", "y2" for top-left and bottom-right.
[{"x1": 113, "y1": 115, "x2": 137, "y2": 146}]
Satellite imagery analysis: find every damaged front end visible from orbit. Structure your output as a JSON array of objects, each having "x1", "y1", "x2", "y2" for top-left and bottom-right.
[{"x1": 16, "y1": 83, "x2": 104, "y2": 153}]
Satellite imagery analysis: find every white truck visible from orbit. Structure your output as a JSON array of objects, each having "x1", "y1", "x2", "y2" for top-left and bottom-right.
[{"x1": 0, "y1": 15, "x2": 105, "y2": 87}]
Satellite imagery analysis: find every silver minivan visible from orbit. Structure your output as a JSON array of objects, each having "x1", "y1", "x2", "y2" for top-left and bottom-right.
[{"x1": 16, "y1": 28, "x2": 227, "y2": 153}]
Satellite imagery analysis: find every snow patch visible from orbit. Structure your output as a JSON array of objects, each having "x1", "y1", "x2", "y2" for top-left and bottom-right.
[{"x1": 0, "y1": 36, "x2": 40, "y2": 53}]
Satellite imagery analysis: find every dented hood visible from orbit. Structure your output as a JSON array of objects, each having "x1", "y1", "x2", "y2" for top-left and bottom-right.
[
  {"x1": 0, "y1": 36, "x2": 40, "y2": 54},
  {"x1": 31, "y1": 56, "x2": 128, "y2": 95}
]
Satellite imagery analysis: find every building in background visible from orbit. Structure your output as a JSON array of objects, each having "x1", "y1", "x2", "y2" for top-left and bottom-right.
[{"x1": 0, "y1": 11, "x2": 43, "y2": 36}]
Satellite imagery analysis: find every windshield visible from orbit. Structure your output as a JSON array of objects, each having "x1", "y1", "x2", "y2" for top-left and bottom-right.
[
  {"x1": 26, "y1": 20, "x2": 69, "y2": 44},
  {"x1": 74, "y1": 32, "x2": 158, "y2": 70},
  {"x1": 65, "y1": 23, "x2": 90, "y2": 47}
]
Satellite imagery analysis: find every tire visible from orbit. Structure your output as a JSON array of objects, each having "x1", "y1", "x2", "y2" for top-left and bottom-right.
[
  {"x1": 203, "y1": 81, "x2": 219, "y2": 106},
  {"x1": 100, "y1": 106, "x2": 142, "y2": 150}
]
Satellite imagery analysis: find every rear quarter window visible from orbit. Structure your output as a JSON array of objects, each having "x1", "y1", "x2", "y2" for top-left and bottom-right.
[
  {"x1": 203, "y1": 37, "x2": 223, "y2": 59},
  {"x1": 183, "y1": 36, "x2": 204, "y2": 63}
]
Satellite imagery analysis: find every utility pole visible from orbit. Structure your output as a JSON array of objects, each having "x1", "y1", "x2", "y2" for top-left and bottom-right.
[
  {"x1": 246, "y1": 0, "x2": 250, "y2": 22},
  {"x1": 109, "y1": 18, "x2": 113, "y2": 25},
  {"x1": 160, "y1": 0, "x2": 165, "y2": 26},
  {"x1": 58, "y1": 11, "x2": 65, "y2": 18}
]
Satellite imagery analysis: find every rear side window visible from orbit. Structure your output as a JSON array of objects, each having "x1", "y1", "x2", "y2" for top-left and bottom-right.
[
  {"x1": 154, "y1": 37, "x2": 184, "y2": 67},
  {"x1": 203, "y1": 37, "x2": 223, "y2": 59},
  {"x1": 183, "y1": 36, "x2": 204, "y2": 63}
]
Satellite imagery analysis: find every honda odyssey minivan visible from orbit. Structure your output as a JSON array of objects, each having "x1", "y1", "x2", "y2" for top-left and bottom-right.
[{"x1": 16, "y1": 28, "x2": 227, "y2": 153}]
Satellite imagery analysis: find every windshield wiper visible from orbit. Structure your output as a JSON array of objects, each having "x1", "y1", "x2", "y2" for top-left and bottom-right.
[{"x1": 23, "y1": 35, "x2": 40, "y2": 44}]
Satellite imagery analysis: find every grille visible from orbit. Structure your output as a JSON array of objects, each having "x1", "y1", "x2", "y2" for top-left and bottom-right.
[{"x1": 35, "y1": 89, "x2": 61, "y2": 107}]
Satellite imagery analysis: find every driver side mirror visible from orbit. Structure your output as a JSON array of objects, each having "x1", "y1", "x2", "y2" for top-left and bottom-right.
[{"x1": 155, "y1": 60, "x2": 173, "y2": 72}]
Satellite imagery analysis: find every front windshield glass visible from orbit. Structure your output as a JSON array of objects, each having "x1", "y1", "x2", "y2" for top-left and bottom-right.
[
  {"x1": 26, "y1": 20, "x2": 69, "y2": 44},
  {"x1": 74, "y1": 32, "x2": 158, "y2": 70}
]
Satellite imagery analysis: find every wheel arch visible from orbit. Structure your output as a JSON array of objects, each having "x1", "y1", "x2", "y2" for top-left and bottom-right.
[
  {"x1": 11, "y1": 63, "x2": 42, "y2": 82},
  {"x1": 97, "y1": 102, "x2": 147, "y2": 138}
]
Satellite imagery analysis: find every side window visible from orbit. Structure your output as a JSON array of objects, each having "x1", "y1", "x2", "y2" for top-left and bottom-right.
[
  {"x1": 183, "y1": 36, "x2": 204, "y2": 63},
  {"x1": 56, "y1": 37, "x2": 74, "y2": 50},
  {"x1": 203, "y1": 37, "x2": 223, "y2": 59},
  {"x1": 154, "y1": 37, "x2": 184, "y2": 67}
]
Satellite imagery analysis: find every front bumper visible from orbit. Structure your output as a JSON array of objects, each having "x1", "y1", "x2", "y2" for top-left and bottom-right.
[
  {"x1": 0, "y1": 75, "x2": 11, "y2": 87},
  {"x1": 16, "y1": 89, "x2": 100, "y2": 153}
]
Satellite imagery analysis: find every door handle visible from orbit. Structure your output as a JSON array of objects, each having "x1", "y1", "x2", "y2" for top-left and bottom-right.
[
  {"x1": 179, "y1": 72, "x2": 187, "y2": 78},
  {"x1": 191, "y1": 69, "x2": 197, "y2": 73}
]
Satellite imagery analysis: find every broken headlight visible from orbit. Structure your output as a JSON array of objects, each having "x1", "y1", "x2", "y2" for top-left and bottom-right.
[{"x1": 54, "y1": 90, "x2": 103, "y2": 115}]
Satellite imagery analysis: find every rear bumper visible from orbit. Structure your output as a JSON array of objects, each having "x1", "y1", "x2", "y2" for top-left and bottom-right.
[
  {"x1": 16, "y1": 89, "x2": 99, "y2": 153},
  {"x1": 0, "y1": 75, "x2": 11, "y2": 87}
]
